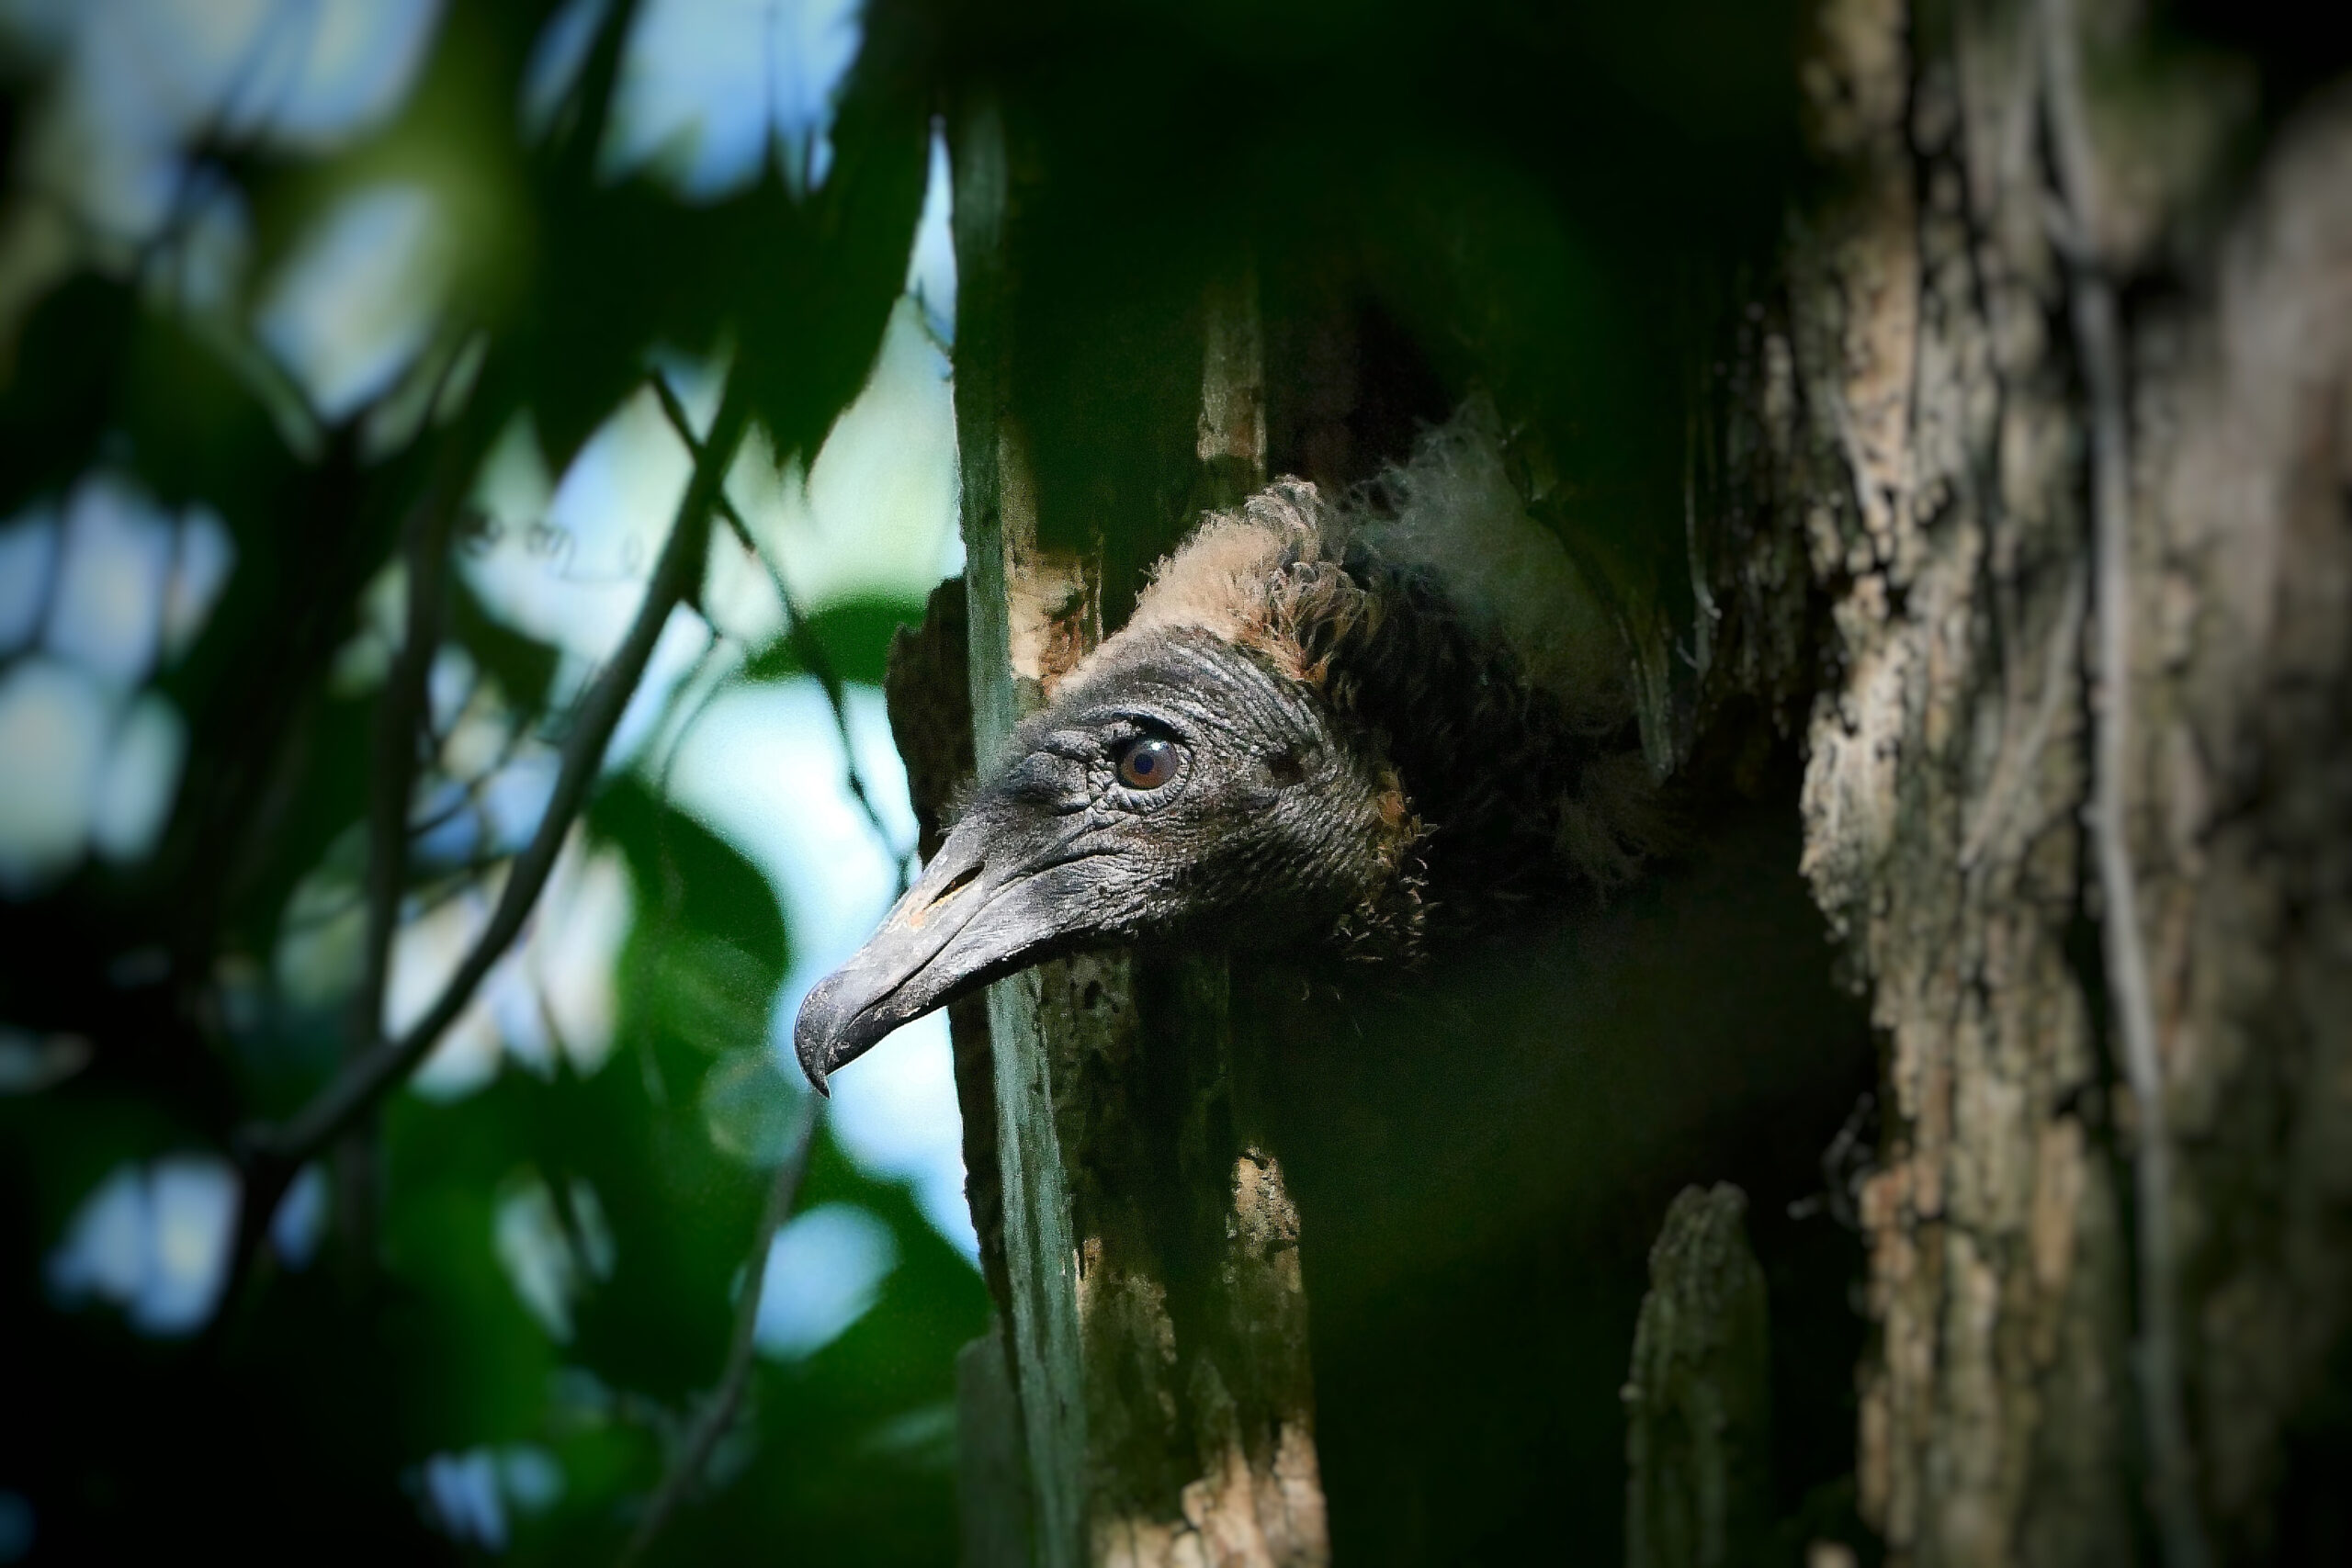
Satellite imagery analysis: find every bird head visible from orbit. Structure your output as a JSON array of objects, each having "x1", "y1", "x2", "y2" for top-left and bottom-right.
[
  {"x1": 794, "y1": 424, "x2": 1653, "y2": 1092},
  {"x1": 792, "y1": 605, "x2": 1415, "y2": 1090}
]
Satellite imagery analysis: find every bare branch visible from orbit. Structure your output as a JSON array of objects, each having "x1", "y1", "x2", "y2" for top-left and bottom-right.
[
  {"x1": 246, "y1": 377, "x2": 753, "y2": 1172},
  {"x1": 648, "y1": 374, "x2": 910, "y2": 886},
  {"x1": 2039, "y1": 5, "x2": 2211, "y2": 1565},
  {"x1": 402, "y1": 683, "x2": 549, "y2": 849},
  {"x1": 652, "y1": 635, "x2": 737, "y2": 800},
  {"x1": 617, "y1": 1094, "x2": 822, "y2": 1568},
  {"x1": 352, "y1": 501, "x2": 455, "y2": 1078},
  {"x1": 323, "y1": 482, "x2": 458, "y2": 1272}
]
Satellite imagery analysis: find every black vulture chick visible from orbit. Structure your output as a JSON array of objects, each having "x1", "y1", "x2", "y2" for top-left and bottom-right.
[{"x1": 795, "y1": 408, "x2": 1659, "y2": 1090}]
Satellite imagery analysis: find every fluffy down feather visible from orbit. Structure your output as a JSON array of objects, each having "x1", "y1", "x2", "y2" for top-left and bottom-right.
[
  {"x1": 1128, "y1": 400, "x2": 1626, "y2": 728},
  {"x1": 1109, "y1": 400, "x2": 1657, "y2": 920}
]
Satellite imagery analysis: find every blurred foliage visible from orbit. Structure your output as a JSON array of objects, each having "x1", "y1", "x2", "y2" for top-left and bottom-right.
[
  {"x1": 741, "y1": 595, "x2": 927, "y2": 688},
  {"x1": 0, "y1": 2, "x2": 978, "y2": 1562}
]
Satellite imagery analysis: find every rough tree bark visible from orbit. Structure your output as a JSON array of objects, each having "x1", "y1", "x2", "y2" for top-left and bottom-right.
[
  {"x1": 945, "y1": 98, "x2": 1327, "y2": 1568},
  {"x1": 1744, "y1": 1, "x2": 2352, "y2": 1562},
  {"x1": 1623, "y1": 1185, "x2": 1775, "y2": 1568}
]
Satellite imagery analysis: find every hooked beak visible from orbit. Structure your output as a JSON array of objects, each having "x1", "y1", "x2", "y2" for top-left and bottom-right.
[{"x1": 793, "y1": 818, "x2": 1103, "y2": 1092}]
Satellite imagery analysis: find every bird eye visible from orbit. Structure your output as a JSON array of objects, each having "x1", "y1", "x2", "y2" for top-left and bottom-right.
[{"x1": 1114, "y1": 737, "x2": 1177, "y2": 790}]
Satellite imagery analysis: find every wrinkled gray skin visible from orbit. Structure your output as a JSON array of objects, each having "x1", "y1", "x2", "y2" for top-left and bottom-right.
[{"x1": 793, "y1": 626, "x2": 1396, "y2": 1090}]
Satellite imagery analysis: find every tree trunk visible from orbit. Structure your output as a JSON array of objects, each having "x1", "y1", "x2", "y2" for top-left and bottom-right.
[
  {"x1": 1760, "y1": 2, "x2": 2352, "y2": 1561},
  {"x1": 947, "y1": 96, "x2": 1328, "y2": 1568}
]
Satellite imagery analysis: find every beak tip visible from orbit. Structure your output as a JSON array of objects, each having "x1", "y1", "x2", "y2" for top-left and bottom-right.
[
  {"x1": 795, "y1": 1046, "x2": 834, "y2": 1097},
  {"x1": 792, "y1": 980, "x2": 842, "y2": 1096}
]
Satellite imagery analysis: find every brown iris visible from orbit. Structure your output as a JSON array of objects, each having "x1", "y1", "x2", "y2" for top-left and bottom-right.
[{"x1": 1115, "y1": 737, "x2": 1177, "y2": 790}]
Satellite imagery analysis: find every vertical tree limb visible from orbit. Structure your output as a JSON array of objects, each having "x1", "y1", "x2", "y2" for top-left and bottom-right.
[
  {"x1": 949, "y1": 97, "x2": 1326, "y2": 1565},
  {"x1": 952, "y1": 94, "x2": 1091, "y2": 1568},
  {"x1": 1623, "y1": 1185, "x2": 1771, "y2": 1568},
  {"x1": 334, "y1": 485, "x2": 458, "y2": 1274}
]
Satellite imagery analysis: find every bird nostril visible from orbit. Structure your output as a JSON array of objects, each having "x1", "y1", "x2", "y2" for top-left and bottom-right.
[{"x1": 908, "y1": 861, "x2": 982, "y2": 931}]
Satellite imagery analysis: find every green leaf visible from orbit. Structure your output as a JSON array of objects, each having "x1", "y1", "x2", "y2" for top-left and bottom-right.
[
  {"x1": 739, "y1": 593, "x2": 932, "y2": 687},
  {"x1": 592, "y1": 776, "x2": 787, "y2": 1059},
  {"x1": 731, "y1": 34, "x2": 930, "y2": 468},
  {"x1": 590, "y1": 776, "x2": 787, "y2": 975},
  {"x1": 637, "y1": 931, "x2": 776, "y2": 1057}
]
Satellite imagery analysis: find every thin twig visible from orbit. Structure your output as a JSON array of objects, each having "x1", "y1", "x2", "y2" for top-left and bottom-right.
[
  {"x1": 401, "y1": 662, "x2": 557, "y2": 848},
  {"x1": 403, "y1": 719, "x2": 537, "y2": 842},
  {"x1": 647, "y1": 373, "x2": 909, "y2": 886},
  {"x1": 617, "y1": 1094, "x2": 821, "y2": 1568},
  {"x1": 243, "y1": 379, "x2": 752, "y2": 1178},
  {"x1": 353, "y1": 500, "x2": 456, "y2": 1077},
  {"x1": 2039, "y1": 6, "x2": 2211, "y2": 1566},
  {"x1": 328, "y1": 483, "x2": 457, "y2": 1269},
  {"x1": 653, "y1": 635, "x2": 741, "y2": 800},
  {"x1": 400, "y1": 855, "x2": 533, "y2": 922}
]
